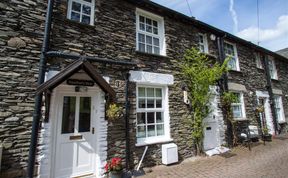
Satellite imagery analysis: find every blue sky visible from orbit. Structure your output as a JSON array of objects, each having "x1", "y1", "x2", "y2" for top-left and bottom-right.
[{"x1": 151, "y1": 0, "x2": 288, "y2": 52}]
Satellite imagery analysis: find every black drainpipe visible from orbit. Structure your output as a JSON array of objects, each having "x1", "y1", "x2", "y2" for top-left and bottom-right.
[
  {"x1": 263, "y1": 55, "x2": 278, "y2": 134},
  {"x1": 27, "y1": 0, "x2": 54, "y2": 177},
  {"x1": 217, "y1": 35, "x2": 233, "y2": 147},
  {"x1": 124, "y1": 73, "x2": 131, "y2": 170}
]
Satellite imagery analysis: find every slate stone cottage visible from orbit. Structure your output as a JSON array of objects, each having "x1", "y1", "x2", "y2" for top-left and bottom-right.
[{"x1": 0, "y1": 0, "x2": 288, "y2": 177}]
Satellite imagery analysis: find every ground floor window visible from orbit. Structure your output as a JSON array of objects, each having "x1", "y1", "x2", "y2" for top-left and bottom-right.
[
  {"x1": 231, "y1": 92, "x2": 246, "y2": 119},
  {"x1": 274, "y1": 95, "x2": 285, "y2": 123},
  {"x1": 136, "y1": 85, "x2": 170, "y2": 144}
]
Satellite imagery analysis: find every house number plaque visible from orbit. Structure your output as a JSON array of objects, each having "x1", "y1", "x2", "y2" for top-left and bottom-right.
[{"x1": 67, "y1": 79, "x2": 94, "y2": 86}]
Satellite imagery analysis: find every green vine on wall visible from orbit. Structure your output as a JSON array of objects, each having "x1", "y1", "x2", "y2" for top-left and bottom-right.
[
  {"x1": 221, "y1": 92, "x2": 238, "y2": 146},
  {"x1": 180, "y1": 48, "x2": 229, "y2": 154}
]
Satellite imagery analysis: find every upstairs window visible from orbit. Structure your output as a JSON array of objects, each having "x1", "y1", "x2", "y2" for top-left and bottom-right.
[
  {"x1": 136, "y1": 9, "x2": 165, "y2": 56},
  {"x1": 255, "y1": 53, "x2": 263, "y2": 69},
  {"x1": 198, "y1": 33, "x2": 208, "y2": 53},
  {"x1": 231, "y1": 92, "x2": 246, "y2": 119},
  {"x1": 67, "y1": 0, "x2": 95, "y2": 25},
  {"x1": 268, "y1": 57, "x2": 278, "y2": 80},
  {"x1": 224, "y1": 42, "x2": 240, "y2": 71}
]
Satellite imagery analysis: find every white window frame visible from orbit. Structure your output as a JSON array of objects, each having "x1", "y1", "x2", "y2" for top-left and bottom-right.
[
  {"x1": 274, "y1": 95, "x2": 285, "y2": 123},
  {"x1": 231, "y1": 92, "x2": 246, "y2": 120},
  {"x1": 198, "y1": 33, "x2": 209, "y2": 53},
  {"x1": 224, "y1": 41, "x2": 240, "y2": 71},
  {"x1": 255, "y1": 52, "x2": 263, "y2": 69},
  {"x1": 135, "y1": 84, "x2": 171, "y2": 146},
  {"x1": 268, "y1": 56, "x2": 278, "y2": 80},
  {"x1": 136, "y1": 8, "x2": 166, "y2": 56},
  {"x1": 67, "y1": 0, "x2": 95, "y2": 25}
]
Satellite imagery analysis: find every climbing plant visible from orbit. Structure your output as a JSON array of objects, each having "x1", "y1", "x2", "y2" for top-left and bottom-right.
[
  {"x1": 221, "y1": 92, "x2": 238, "y2": 146},
  {"x1": 180, "y1": 47, "x2": 229, "y2": 154}
]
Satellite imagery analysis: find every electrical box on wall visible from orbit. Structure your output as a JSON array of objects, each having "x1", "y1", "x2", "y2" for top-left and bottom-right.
[{"x1": 162, "y1": 143, "x2": 178, "y2": 165}]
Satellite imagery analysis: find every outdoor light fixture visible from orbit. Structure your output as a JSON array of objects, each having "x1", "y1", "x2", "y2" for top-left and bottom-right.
[
  {"x1": 181, "y1": 84, "x2": 190, "y2": 105},
  {"x1": 210, "y1": 34, "x2": 216, "y2": 41}
]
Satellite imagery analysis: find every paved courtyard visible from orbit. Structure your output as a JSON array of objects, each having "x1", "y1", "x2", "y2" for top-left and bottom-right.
[{"x1": 139, "y1": 134, "x2": 288, "y2": 178}]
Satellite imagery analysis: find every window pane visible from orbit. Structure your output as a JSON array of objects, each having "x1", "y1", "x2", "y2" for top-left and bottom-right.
[
  {"x1": 147, "y1": 45, "x2": 152, "y2": 53},
  {"x1": 147, "y1": 125, "x2": 155, "y2": 137},
  {"x1": 146, "y1": 18, "x2": 152, "y2": 25},
  {"x1": 82, "y1": 5, "x2": 91, "y2": 15},
  {"x1": 71, "y1": 12, "x2": 80, "y2": 22},
  {"x1": 147, "y1": 99, "x2": 155, "y2": 108},
  {"x1": 157, "y1": 124, "x2": 164, "y2": 136},
  {"x1": 156, "y1": 112, "x2": 163, "y2": 123},
  {"x1": 228, "y1": 58, "x2": 236, "y2": 70},
  {"x1": 146, "y1": 36, "x2": 152, "y2": 45},
  {"x1": 153, "y1": 27, "x2": 158, "y2": 35},
  {"x1": 72, "y1": 1, "x2": 81, "y2": 12},
  {"x1": 139, "y1": 43, "x2": 145, "y2": 52},
  {"x1": 153, "y1": 37, "x2": 159, "y2": 46},
  {"x1": 146, "y1": 25, "x2": 152, "y2": 33},
  {"x1": 82, "y1": 15, "x2": 91, "y2": 24},
  {"x1": 147, "y1": 88, "x2": 154, "y2": 97},
  {"x1": 137, "y1": 126, "x2": 146, "y2": 138},
  {"x1": 199, "y1": 35, "x2": 204, "y2": 43},
  {"x1": 138, "y1": 33, "x2": 145, "y2": 43},
  {"x1": 138, "y1": 87, "x2": 145, "y2": 97},
  {"x1": 153, "y1": 20, "x2": 158, "y2": 27},
  {"x1": 138, "y1": 98, "x2": 146, "y2": 108},
  {"x1": 147, "y1": 112, "x2": 155, "y2": 123},
  {"x1": 79, "y1": 97, "x2": 91, "y2": 132},
  {"x1": 155, "y1": 88, "x2": 162, "y2": 97},
  {"x1": 137, "y1": 112, "x2": 146, "y2": 124},
  {"x1": 199, "y1": 45, "x2": 204, "y2": 53},
  {"x1": 140, "y1": 16, "x2": 145, "y2": 23},
  {"x1": 62, "y1": 96, "x2": 76, "y2": 134},
  {"x1": 156, "y1": 99, "x2": 162, "y2": 108},
  {"x1": 232, "y1": 105, "x2": 242, "y2": 118},
  {"x1": 140, "y1": 23, "x2": 145, "y2": 31}
]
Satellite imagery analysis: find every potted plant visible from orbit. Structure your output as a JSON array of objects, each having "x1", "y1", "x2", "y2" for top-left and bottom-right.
[
  {"x1": 262, "y1": 127, "x2": 272, "y2": 142},
  {"x1": 104, "y1": 157, "x2": 123, "y2": 178},
  {"x1": 106, "y1": 103, "x2": 123, "y2": 121}
]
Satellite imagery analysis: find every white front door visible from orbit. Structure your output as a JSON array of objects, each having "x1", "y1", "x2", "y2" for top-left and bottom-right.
[
  {"x1": 258, "y1": 97, "x2": 274, "y2": 134},
  {"x1": 55, "y1": 94, "x2": 96, "y2": 178},
  {"x1": 203, "y1": 122, "x2": 219, "y2": 150}
]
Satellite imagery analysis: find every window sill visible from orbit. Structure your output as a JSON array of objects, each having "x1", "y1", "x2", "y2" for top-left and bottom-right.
[
  {"x1": 135, "y1": 50, "x2": 169, "y2": 59},
  {"x1": 135, "y1": 138, "x2": 173, "y2": 147},
  {"x1": 278, "y1": 120, "x2": 287, "y2": 124},
  {"x1": 271, "y1": 78, "x2": 279, "y2": 82},
  {"x1": 234, "y1": 117, "x2": 248, "y2": 121}
]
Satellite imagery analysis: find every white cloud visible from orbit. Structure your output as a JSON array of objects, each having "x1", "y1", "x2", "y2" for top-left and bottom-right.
[
  {"x1": 237, "y1": 15, "x2": 288, "y2": 44},
  {"x1": 229, "y1": 0, "x2": 238, "y2": 34}
]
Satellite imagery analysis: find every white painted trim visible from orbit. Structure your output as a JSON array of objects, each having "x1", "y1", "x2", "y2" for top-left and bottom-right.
[
  {"x1": 224, "y1": 41, "x2": 240, "y2": 71},
  {"x1": 228, "y1": 83, "x2": 247, "y2": 92},
  {"x1": 67, "y1": 0, "x2": 95, "y2": 25},
  {"x1": 39, "y1": 84, "x2": 107, "y2": 178},
  {"x1": 135, "y1": 8, "x2": 166, "y2": 56},
  {"x1": 198, "y1": 33, "x2": 209, "y2": 54},
  {"x1": 129, "y1": 71, "x2": 174, "y2": 85},
  {"x1": 231, "y1": 92, "x2": 246, "y2": 120},
  {"x1": 135, "y1": 84, "x2": 171, "y2": 146}
]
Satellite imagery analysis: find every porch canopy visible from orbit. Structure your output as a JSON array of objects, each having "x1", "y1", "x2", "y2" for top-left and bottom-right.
[{"x1": 36, "y1": 58, "x2": 116, "y2": 99}]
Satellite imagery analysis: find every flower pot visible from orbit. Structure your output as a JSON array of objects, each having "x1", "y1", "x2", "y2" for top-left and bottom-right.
[
  {"x1": 262, "y1": 134, "x2": 272, "y2": 142},
  {"x1": 109, "y1": 171, "x2": 122, "y2": 178}
]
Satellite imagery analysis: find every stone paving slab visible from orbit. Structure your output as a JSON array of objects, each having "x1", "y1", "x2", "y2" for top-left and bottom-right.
[{"x1": 139, "y1": 135, "x2": 288, "y2": 178}]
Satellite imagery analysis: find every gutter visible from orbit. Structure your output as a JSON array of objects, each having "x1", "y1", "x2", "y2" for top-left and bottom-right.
[
  {"x1": 124, "y1": 73, "x2": 131, "y2": 170},
  {"x1": 27, "y1": 0, "x2": 54, "y2": 177}
]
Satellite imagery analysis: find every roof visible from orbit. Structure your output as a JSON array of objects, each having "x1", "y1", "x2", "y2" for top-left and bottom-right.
[
  {"x1": 276, "y1": 48, "x2": 288, "y2": 59},
  {"x1": 36, "y1": 59, "x2": 116, "y2": 98},
  {"x1": 126, "y1": 0, "x2": 287, "y2": 61}
]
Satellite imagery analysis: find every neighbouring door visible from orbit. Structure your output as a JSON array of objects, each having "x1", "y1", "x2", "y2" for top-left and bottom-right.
[
  {"x1": 55, "y1": 95, "x2": 96, "y2": 178},
  {"x1": 203, "y1": 121, "x2": 219, "y2": 150},
  {"x1": 258, "y1": 97, "x2": 274, "y2": 134}
]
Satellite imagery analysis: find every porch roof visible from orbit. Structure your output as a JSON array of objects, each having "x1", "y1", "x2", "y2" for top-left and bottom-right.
[{"x1": 36, "y1": 59, "x2": 116, "y2": 98}]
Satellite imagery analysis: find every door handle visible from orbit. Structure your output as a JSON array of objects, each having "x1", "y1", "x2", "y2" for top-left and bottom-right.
[{"x1": 92, "y1": 127, "x2": 95, "y2": 134}]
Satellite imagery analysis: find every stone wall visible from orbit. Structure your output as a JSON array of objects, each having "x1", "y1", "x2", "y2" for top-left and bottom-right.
[
  {"x1": 0, "y1": 0, "x2": 46, "y2": 177},
  {"x1": 1, "y1": 0, "x2": 288, "y2": 177}
]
